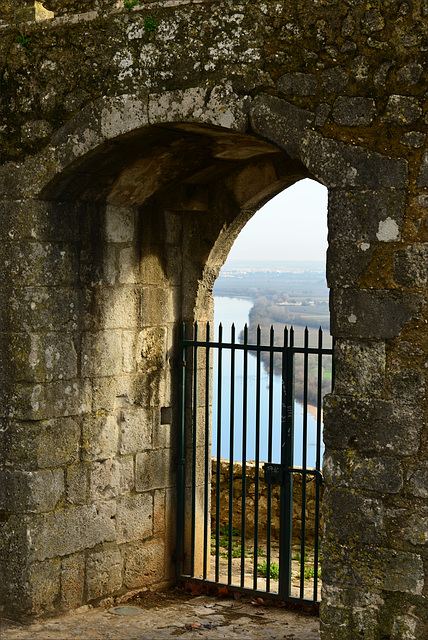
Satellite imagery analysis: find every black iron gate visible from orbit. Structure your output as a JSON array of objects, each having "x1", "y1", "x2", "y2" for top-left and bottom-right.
[{"x1": 176, "y1": 322, "x2": 334, "y2": 604}]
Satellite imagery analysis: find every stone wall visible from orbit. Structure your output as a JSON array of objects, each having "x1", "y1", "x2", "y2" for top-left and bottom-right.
[
  {"x1": 211, "y1": 459, "x2": 323, "y2": 545},
  {"x1": 0, "y1": 1, "x2": 427, "y2": 638}
]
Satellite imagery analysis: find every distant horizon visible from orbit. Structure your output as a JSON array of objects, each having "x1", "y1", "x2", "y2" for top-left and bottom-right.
[
  {"x1": 223, "y1": 178, "x2": 328, "y2": 263},
  {"x1": 221, "y1": 258, "x2": 325, "y2": 267}
]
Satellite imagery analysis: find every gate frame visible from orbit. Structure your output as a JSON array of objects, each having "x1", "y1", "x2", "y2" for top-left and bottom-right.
[{"x1": 177, "y1": 321, "x2": 334, "y2": 605}]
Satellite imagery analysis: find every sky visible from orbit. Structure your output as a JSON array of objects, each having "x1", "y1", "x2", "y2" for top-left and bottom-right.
[{"x1": 225, "y1": 178, "x2": 328, "y2": 263}]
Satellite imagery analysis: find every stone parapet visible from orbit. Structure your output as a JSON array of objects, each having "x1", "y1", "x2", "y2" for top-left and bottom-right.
[{"x1": 211, "y1": 458, "x2": 323, "y2": 545}]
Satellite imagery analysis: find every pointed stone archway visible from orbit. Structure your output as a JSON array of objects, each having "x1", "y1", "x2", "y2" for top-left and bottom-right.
[{"x1": 1, "y1": 3, "x2": 427, "y2": 638}]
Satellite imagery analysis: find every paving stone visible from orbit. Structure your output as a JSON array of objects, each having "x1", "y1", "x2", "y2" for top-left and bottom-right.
[{"x1": 0, "y1": 592, "x2": 320, "y2": 639}]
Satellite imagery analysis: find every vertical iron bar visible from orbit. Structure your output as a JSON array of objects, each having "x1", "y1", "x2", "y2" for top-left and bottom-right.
[
  {"x1": 176, "y1": 322, "x2": 186, "y2": 579},
  {"x1": 215, "y1": 324, "x2": 223, "y2": 583},
  {"x1": 241, "y1": 324, "x2": 248, "y2": 587},
  {"x1": 203, "y1": 323, "x2": 210, "y2": 580},
  {"x1": 279, "y1": 326, "x2": 294, "y2": 600},
  {"x1": 228, "y1": 324, "x2": 236, "y2": 584},
  {"x1": 266, "y1": 325, "x2": 275, "y2": 593},
  {"x1": 313, "y1": 327, "x2": 323, "y2": 601},
  {"x1": 300, "y1": 327, "x2": 309, "y2": 599},
  {"x1": 190, "y1": 322, "x2": 198, "y2": 577},
  {"x1": 253, "y1": 325, "x2": 261, "y2": 589}
]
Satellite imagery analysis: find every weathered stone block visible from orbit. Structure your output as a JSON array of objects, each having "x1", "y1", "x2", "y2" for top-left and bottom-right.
[
  {"x1": 105, "y1": 205, "x2": 135, "y2": 243},
  {"x1": 119, "y1": 407, "x2": 152, "y2": 454},
  {"x1": 122, "y1": 539, "x2": 165, "y2": 589},
  {"x1": 89, "y1": 456, "x2": 134, "y2": 500},
  {"x1": 330, "y1": 290, "x2": 424, "y2": 339},
  {"x1": 122, "y1": 331, "x2": 137, "y2": 374},
  {"x1": 417, "y1": 150, "x2": 428, "y2": 187},
  {"x1": 332, "y1": 97, "x2": 375, "y2": 126},
  {"x1": 301, "y1": 131, "x2": 408, "y2": 189},
  {"x1": 81, "y1": 330, "x2": 123, "y2": 378},
  {"x1": 28, "y1": 559, "x2": 61, "y2": 615},
  {"x1": 136, "y1": 251, "x2": 169, "y2": 286},
  {"x1": 153, "y1": 489, "x2": 165, "y2": 536},
  {"x1": 373, "y1": 61, "x2": 394, "y2": 87},
  {"x1": 351, "y1": 55, "x2": 368, "y2": 82},
  {"x1": 140, "y1": 287, "x2": 174, "y2": 326},
  {"x1": 0, "y1": 417, "x2": 80, "y2": 469},
  {"x1": 153, "y1": 421, "x2": 174, "y2": 449},
  {"x1": 315, "y1": 103, "x2": 331, "y2": 126},
  {"x1": 148, "y1": 86, "x2": 248, "y2": 132},
  {"x1": 328, "y1": 189, "x2": 406, "y2": 244},
  {"x1": 0, "y1": 242, "x2": 79, "y2": 287},
  {"x1": 12, "y1": 379, "x2": 92, "y2": 420},
  {"x1": 387, "y1": 365, "x2": 426, "y2": 401},
  {"x1": 394, "y1": 243, "x2": 428, "y2": 287},
  {"x1": 21, "y1": 120, "x2": 53, "y2": 141},
  {"x1": 0, "y1": 561, "x2": 32, "y2": 616},
  {"x1": 249, "y1": 94, "x2": 314, "y2": 160},
  {"x1": 118, "y1": 246, "x2": 138, "y2": 284},
  {"x1": 276, "y1": 72, "x2": 317, "y2": 95},
  {"x1": 321, "y1": 67, "x2": 349, "y2": 92},
  {"x1": 82, "y1": 412, "x2": 119, "y2": 461},
  {"x1": 400, "y1": 131, "x2": 426, "y2": 148},
  {"x1": 396, "y1": 62, "x2": 423, "y2": 86},
  {"x1": 361, "y1": 8, "x2": 384, "y2": 33},
  {"x1": 0, "y1": 200, "x2": 81, "y2": 243},
  {"x1": 323, "y1": 396, "x2": 421, "y2": 456},
  {"x1": 102, "y1": 244, "x2": 118, "y2": 285},
  {"x1": 383, "y1": 551, "x2": 424, "y2": 594},
  {"x1": 321, "y1": 542, "x2": 387, "y2": 597},
  {"x1": 8, "y1": 332, "x2": 78, "y2": 382},
  {"x1": 0, "y1": 286, "x2": 83, "y2": 334},
  {"x1": 0, "y1": 557, "x2": 58, "y2": 617},
  {"x1": 60, "y1": 554, "x2": 85, "y2": 611},
  {"x1": 27, "y1": 505, "x2": 116, "y2": 561},
  {"x1": 407, "y1": 462, "x2": 428, "y2": 498},
  {"x1": 86, "y1": 547, "x2": 123, "y2": 601},
  {"x1": 326, "y1": 240, "x2": 373, "y2": 287},
  {"x1": 323, "y1": 451, "x2": 403, "y2": 494},
  {"x1": 101, "y1": 94, "x2": 149, "y2": 140},
  {"x1": 382, "y1": 95, "x2": 422, "y2": 125},
  {"x1": 333, "y1": 340, "x2": 385, "y2": 397},
  {"x1": 91, "y1": 375, "x2": 137, "y2": 412},
  {"x1": 66, "y1": 463, "x2": 88, "y2": 505},
  {"x1": 403, "y1": 514, "x2": 428, "y2": 546},
  {"x1": 116, "y1": 493, "x2": 153, "y2": 543},
  {"x1": 135, "y1": 449, "x2": 174, "y2": 492},
  {"x1": 136, "y1": 326, "x2": 167, "y2": 374},
  {"x1": 322, "y1": 487, "x2": 385, "y2": 545},
  {"x1": 97, "y1": 286, "x2": 140, "y2": 330},
  {"x1": 0, "y1": 468, "x2": 64, "y2": 513},
  {"x1": 392, "y1": 614, "x2": 423, "y2": 640}
]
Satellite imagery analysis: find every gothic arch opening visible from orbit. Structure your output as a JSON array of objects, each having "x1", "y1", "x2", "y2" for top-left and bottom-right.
[
  {"x1": 3, "y1": 95, "x2": 424, "y2": 639},
  {"x1": 187, "y1": 178, "x2": 331, "y2": 599},
  {"x1": 25, "y1": 121, "x2": 325, "y2": 609}
]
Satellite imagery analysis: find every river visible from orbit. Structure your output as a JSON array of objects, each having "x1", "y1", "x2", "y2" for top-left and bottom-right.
[{"x1": 212, "y1": 296, "x2": 323, "y2": 468}]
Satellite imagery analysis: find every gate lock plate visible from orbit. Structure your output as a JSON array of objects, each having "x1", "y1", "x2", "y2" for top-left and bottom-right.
[{"x1": 263, "y1": 462, "x2": 285, "y2": 485}]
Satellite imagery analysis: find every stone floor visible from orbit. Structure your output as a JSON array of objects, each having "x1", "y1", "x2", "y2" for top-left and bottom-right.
[{"x1": 1, "y1": 587, "x2": 320, "y2": 640}]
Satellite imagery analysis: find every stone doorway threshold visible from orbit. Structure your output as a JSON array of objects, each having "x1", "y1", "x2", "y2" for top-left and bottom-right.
[{"x1": 1, "y1": 587, "x2": 319, "y2": 640}]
